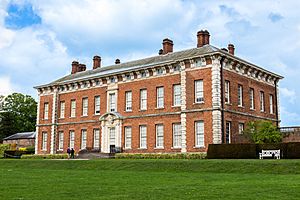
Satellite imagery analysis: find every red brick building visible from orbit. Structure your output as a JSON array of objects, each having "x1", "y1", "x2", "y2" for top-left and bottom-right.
[{"x1": 34, "y1": 30, "x2": 283, "y2": 154}]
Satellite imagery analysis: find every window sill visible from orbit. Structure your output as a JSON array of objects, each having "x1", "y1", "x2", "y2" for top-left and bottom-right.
[
  {"x1": 155, "y1": 107, "x2": 164, "y2": 110},
  {"x1": 238, "y1": 105, "x2": 244, "y2": 108},
  {"x1": 193, "y1": 146, "x2": 205, "y2": 149},
  {"x1": 193, "y1": 102, "x2": 204, "y2": 105},
  {"x1": 124, "y1": 148, "x2": 132, "y2": 150},
  {"x1": 139, "y1": 109, "x2": 147, "y2": 112},
  {"x1": 250, "y1": 108, "x2": 255, "y2": 111},
  {"x1": 81, "y1": 115, "x2": 88, "y2": 118},
  {"x1": 154, "y1": 147, "x2": 164, "y2": 149},
  {"x1": 125, "y1": 110, "x2": 132, "y2": 113},
  {"x1": 94, "y1": 113, "x2": 101, "y2": 116},
  {"x1": 171, "y1": 147, "x2": 181, "y2": 149}
]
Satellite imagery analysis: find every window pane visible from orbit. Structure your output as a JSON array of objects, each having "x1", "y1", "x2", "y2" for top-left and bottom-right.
[
  {"x1": 93, "y1": 129, "x2": 100, "y2": 149},
  {"x1": 140, "y1": 89, "x2": 147, "y2": 110},
  {"x1": 156, "y1": 124, "x2": 164, "y2": 148},
  {"x1": 195, "y1": 121, "x2": 204, "y2": 147},
  {"x1": 60, "y1": 102, "x2": 65, "y2": 118},
  {"x1": 71, "y1": 100, "x2": 76, "y2": 117},
  {"x1": 109, "y1": 128, "x2": 115, "y2": 145},
  {"x1": 125, "y1": 91, "x2": 132, "y2": 111},
  {"x1": 69, "y1": 131, "x2": 75, "y2": 149},
  {"x1": 173, "y1": 84, "x2": 181, "y2": 106},
  {"x1": 173, "y1": 123, "x2": 182, "y2": 148},
  {"x1": 58, "y1": 132, "x2": 64, "y2": 150},
  {"x1": 140, "y1": 126, "x2": 147, "y2": 148},
  {"x1": 94, "y1": 96, "x2": 100, "y2": 114},
  {"x1": 81, "y1": 130, "x2": 87, "y2": 149},
  {"x1": 125, "y1": 127, "x2": 132, "y2": 149},
  {"x1": 195, "y1": 80, "x2": 204, "y2": 103},
  {"x1": 82, "y1": 98, "x2": 88, "y2": 116},
  {"x1": 157, "y1": 87, "x2": 164, "y2": 108},
  {"x1": 109, "y1": 93, "x2": 116, "y2": 112}
]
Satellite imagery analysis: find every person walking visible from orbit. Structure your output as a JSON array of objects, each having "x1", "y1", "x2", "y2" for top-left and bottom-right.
[
  {"x1": 70, "y1": 148, "x2": 75, "y2": 159},
  {"x1": 67, "y1": 147, "x2": 71, "y2": 159}
]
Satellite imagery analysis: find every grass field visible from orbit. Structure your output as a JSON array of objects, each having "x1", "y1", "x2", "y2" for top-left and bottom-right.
[{"x1": 1, "y1": 159, "x2": 300, "y2": 200}]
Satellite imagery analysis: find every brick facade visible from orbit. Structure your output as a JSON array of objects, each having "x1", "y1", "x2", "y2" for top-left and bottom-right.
[{"x1": 35, "y1": 30, "x2": 283, "y2": 154}]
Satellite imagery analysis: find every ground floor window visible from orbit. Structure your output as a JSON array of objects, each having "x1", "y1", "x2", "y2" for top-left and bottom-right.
[
  {"x1": 173, "y1": 123, "x2": 182, "y2": 148},
  {"x1": 156, "y1": 124, "x2": 164, "y2": 148},
  {"x1": 238, "y1": 123, "x2": 244, "y2": 135},
  {"x1": 225, "y1": 122, "x2": 231, "y2": 144},
  {"x1": 69, "y1": 130, "x2": 75, "y2": 149},
  {"x1": 109, "y1": 127, "x2": 116, "y2": 146},
  {"x1": 125, "y1": 126, "x2": 132, "y2": 149},
  {"x1": 140, "y1": 125, "x2": 147, "y2": 148},
  {"x1": 42, "y1": 132, "x2": 47, "y2": 151},
  {"x1": 58, "y1": 131, "x2": 64, "y2": 150},
  {"x1": 195, "y1": 121, "x2": 204, "y2": 147},
  {"x1": 81, "y1": 129, "x2": 87, "y2": 149},
  {"x1": 93, "y1": 129, "x2": 100, "y2": 149}
]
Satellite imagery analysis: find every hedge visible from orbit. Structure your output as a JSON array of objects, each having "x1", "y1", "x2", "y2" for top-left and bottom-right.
[
  {"x1": 207, "y1": 142, "x2": 300, "y2": 159},
  {"x1": 21, "y1": 154, "x2": 68, "y2": 159},
  {"x1": 0, "y1": 144, "x2": 11, "y2": 158},
  {"x1": 115, "y1": 153, "x2": 207, "y2": 159}
]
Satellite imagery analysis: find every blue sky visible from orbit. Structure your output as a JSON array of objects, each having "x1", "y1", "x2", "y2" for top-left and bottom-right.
[{"x1": 0, "y1": 0, "x2": 299, "y2": 126}]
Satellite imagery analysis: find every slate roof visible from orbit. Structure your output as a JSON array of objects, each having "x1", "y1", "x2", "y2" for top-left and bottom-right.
[
  {"x1": 3, "y1": 132, "x2": 36, "y2": 140},
  {"x1": 35, "y1": 44, "x2": 283, "y2": 89}
]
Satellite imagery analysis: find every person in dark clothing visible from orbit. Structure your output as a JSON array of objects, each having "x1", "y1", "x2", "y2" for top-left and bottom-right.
[
  {"x1": 67, "y1": 147, "x2": 71, "y2": 159},
  {"x1": 70, "y1": 148, "x2": 75, "y2": 159}
]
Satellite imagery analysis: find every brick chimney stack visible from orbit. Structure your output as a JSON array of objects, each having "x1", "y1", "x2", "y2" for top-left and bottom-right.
[
  {"x1": 158, "y1": 49, "x2": 163, "y2": 55},
  {"x1": 162, "y1": 38, "x2": 173, "y2": 54},
  {"x1": 93, "y1": 55, "x2": 101, "y2": 69},
  {"x1": 71, "y1": 61, "x2": 79, "y2": 74},
  {"x1": 115, "y1": 59, "x2": 120, "y2": 64},
  {"x1": 197, "y1": 30, "x2": 210, "y2": 48},
  {"x1": 228, "y1": 44, "x2": 235, "y2": 55}
]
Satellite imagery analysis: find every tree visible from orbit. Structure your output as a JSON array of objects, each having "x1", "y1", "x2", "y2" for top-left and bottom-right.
[
  {"x1": 243, "y1": 120, "x2": 282, "y2": 144},
  {"x1": 0, "y1": 93, "x2": 37, "y2": 140}
]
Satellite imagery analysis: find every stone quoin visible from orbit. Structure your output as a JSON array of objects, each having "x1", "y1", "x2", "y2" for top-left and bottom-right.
[{"x1": 34, "y1": 30, "x2": 283, "y2": 154}]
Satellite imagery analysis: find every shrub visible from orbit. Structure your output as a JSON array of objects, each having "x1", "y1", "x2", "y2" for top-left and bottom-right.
[
  {"x1": 207, "y1": 144, "x2": 257, "y2": 159},
  {"x1": 21, "y1": 154, "x2": 68, "y2": 159},
  {"x1": 0, "y1": 144, "x2": 11, "y2": 158},
  {"x1": 115, "y1": 153, "x2": 206, "y2": 159}
]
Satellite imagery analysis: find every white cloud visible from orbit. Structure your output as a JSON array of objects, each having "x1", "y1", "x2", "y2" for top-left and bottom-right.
[
  {"x1": 0, "y1": 76, "x2": 17, "y2": 96},
  {"x1": 280, "y1": 87, "x2": 296, "y2": 104}
]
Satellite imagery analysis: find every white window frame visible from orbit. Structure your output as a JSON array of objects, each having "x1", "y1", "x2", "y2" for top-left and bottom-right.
[
  {"x1": 238, "y1": 123, "x2": 244, "y2": 135},
  {"x1": 81, "y1": 129, "x2": 87, "y2": 149},
  {"x1": 140, "y1": 89, "x2": 147, "y2": 110},
  {"x1": 69, "y1": 130, "x2": 75, "y2": 149},
  {"x1": 125, "y1": 91, "x2": 132, "y2": 111},
  {"x1": 44, "y1": 103, "x2": 49, "y2": 120},
  {"x1": 94, "y1": 96, "x2": 100, "y2": 115},
  {"x1": 70, "y1": 100, "x2": 76, "y2": 118},
  {"x1": 173, "y1": 123, "x2": 182, "y2": 148},
  {"x1": 139, "y1": 125, "x2": 147, "y2": 149},
  {"x1": 60, "y1": 101, "x2": 65, "y2": 118},
  {"x1": 58, "y1": 131, "x2": 64, "y2": 150},
  {"x1": 195, "y1": 80, "x2": 204, "y2": 103},
  {"x1": 225, "y1": 80, "x2": 230, "y2": 104},
  {"x1": 195, "y1": 121, "x2": 204, "y2": 147},
  {"x1": 225, "y1": 122, "x2": 231, "y2": 144},
  {"x1": 250, "y1": 88, "x2": 255, "y2": 110},
  {"x1": 260, "y1": 91, "x2": 265, "y2": 112},
  {"x1": 42, "y1": 132, "x2": 47, "y2": 151},
  {"x1": 93, "y1": 129, "x2": 100, "y2": 149},
  {"x1": 269, "y1": 94, "x2": 274, "y2": 114},
  {"x1": 82, "y1": 98, "x2": 88, "y2": 116},
  {"x1": 238, "y1": 84, "x2": 243, "y2": 107},
  {"x1": 109, "y1": 93, "x2": 116, "y2": 112},
  {"x1": 173, "y1": 84, "x2": 181, "y2": 106},
  {"x1": 125, "y1": 126, "x2": 132, "y2": 149},
  {"x1": 155, "y1": 124, "x2": 164, "y2": 148},
  {"x1": 109, "y1": 127, "x2": 115, "y2": 145},
  {"x1": 156, "y1": 87, "x2": 164, "y2": 108}
]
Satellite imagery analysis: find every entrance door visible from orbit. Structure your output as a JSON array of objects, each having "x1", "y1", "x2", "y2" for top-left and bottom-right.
[{"x1": 109, "y1": 127, "x2": 116, "y2": 153}]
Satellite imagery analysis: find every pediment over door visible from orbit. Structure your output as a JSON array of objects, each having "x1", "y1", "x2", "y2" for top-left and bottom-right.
[{"x1": 99, "y1": 112, "x2": 123, "y2": 127}]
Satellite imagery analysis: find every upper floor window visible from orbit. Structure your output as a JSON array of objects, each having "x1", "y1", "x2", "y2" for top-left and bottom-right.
[
  {"x1": 60, "y1": 101, "x2": 65, "y2": 118},
  {"x1": 156, "y1": 124, "x2": 164, "y2": 148},
  {"x1": 125, "y1": 91, "x2": 132, "y2": 111},
  {"x1": 110, "y1": 77, "x2": 116, "y2": 83},
  {"x1": 225, "y1": 81, "x2": 230, "y2": 104},
  {"x1": 195, "y1": 80, "x2": 204, "y2": 103},
  {"x1": 109, "y1": 93, "x2": 116, "y2": 112},
  {"x1": 70, "y1": 100, "x2": 76, "y2": 117},
  {"x1": 195, "y1": 121, "x2": 204, "y2": 147},
  {"x1": 250, "y1": 88, "x2": 255, "y2": 110},
  {"x1": 269, "y1": 94, "x2": 274, "y2": 114},
  {"x1": 44, "y1": 102, "x2": 49, "y2": 120},
  {"x1": 156, "y1": 87, "x2": 164, "y2": 108},
  {"x1": 173, "y1": 84, "x2": 181, "y2": 106},
  {"x1": 82, "y1": 98, "x2": 88, "y2": 116},
  {"x1": 156, "y1": 68, "x2": 163, "y2": 75},
  {"x1": 140, "y1": 89, "x2": 147, "y2": 110},
  {"x1": 94, "y1": 96, "x2": 100, "y2": 115},
  {"x1": 95, "y1": 80, "x2": 100, "y2": 86},
  {"x1": 238, "y1": 85, "x2": 243, "y2": 107},
  {"x1": 260, "y1": 91, "x2": 265, "y2": 112},
  {"x1": 173, "y1": 123, "x2": 182, "y2": 148},
  {"x1": 125, "y1": 74, "x2": 131, "y2": 80},
  {"x1": 173, "y1": 65, "x2": 180, "y2": 72},
  {"x1": 140, "y1": 71, "x2": 147, "y2": 78}
]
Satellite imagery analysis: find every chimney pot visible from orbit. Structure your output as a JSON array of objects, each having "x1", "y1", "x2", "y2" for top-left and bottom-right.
[
  {"x1": 115, "y1": 59, "x2": 120, "y2": 64},
  {"x1": 71, "y1": 61, "x2": 79, "y2": 74},
  {"x1": 228, "y1": 44, "x2": 235, "y2": 55},
  {"x1": 197, "y1": 30, "x2": 210, "y2": 47},
  {"x1": 158, "y1": 49, "x2": 163, "y2": 55},
  {"x1": 93, "y1": 55, "x2": 101, "y2": 69},
  {"x1": 162, "y1": 38, "x2": 173, "y2": 54}
]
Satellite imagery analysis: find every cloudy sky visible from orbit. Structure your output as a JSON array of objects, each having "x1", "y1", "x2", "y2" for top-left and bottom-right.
[{"x1": 0, "y1": 0, "x2": 299, "y2": 126}]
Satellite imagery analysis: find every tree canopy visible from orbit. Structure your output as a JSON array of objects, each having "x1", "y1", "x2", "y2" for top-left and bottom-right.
[
  {"x1": 0, "y1": 93, "x2": 37, "y2": 140},
  {"x1": 243, "y1": 120, "x2": 282, "y2": 144}
]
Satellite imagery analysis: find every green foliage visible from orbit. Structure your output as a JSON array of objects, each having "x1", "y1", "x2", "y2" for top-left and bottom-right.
[
  {"x1": 244, "y1": 120, "x2": 282, "y2": 144},
  {"x1": 0, "y1": 93, "x2": 37, "y2": 140},
  {"x1": 0, "y1": 144, "x2": 11, "y2": 158},
  {"x1": 115, "y1": 153, "x2": 207, "y2": 159},
  {"x1": 21, "y1": 154, "x2": 68, "y2": 159}
]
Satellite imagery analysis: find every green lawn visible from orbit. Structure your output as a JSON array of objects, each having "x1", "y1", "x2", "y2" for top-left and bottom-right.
[{"x1": 0, "y1": 159, "x2": 300, "y2": 200}]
